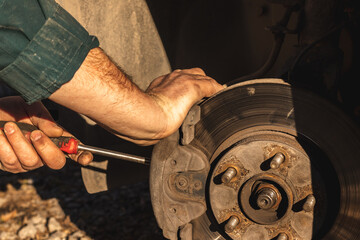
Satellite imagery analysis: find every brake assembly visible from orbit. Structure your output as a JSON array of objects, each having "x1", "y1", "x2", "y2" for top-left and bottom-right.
[{"x1": 150, "y1": 79, "x2": 360, "y2": 240}]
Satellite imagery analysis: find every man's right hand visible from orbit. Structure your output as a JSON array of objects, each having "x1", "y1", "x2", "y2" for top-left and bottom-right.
[
  {"x1": 0, "y1": 96, "x2": 92, "y2": 173},
  {"x1": 145, "y1": 68, "x2": 224, "y2": 142},
  {"x1": 49, "y1": 48, "x2": 224, "y2": 145}
]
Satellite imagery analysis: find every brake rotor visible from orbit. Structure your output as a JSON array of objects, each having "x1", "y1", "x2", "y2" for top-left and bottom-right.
[{"x1": 150, "y1": 79, "x2": 360, "y2": 240}]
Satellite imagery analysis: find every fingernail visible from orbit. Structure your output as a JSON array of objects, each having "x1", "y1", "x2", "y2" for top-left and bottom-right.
[
  {"x1": 31, "y1": 131, "x2": 42, "y2": 141},
  {"x1": 4, "y1": 124, "x2": 15, "y2": 135},
  {"x1": 25, "y1": 132, "x2": 31, "y2": 141}
]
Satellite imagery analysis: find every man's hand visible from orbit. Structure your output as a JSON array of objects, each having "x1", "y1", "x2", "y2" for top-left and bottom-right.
[
  {"x1": 0, "y1": 96, "x2": 92, "y2": 173},
  {"x1": 146, "y1": 68, "x2": 223, "y2": 141},
  {"x1": 49, "y1": 48, "x2": 224, "y2": 145}
]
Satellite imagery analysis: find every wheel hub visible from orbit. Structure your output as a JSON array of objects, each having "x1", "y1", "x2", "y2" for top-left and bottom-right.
[{"x1": 209, "y1": 131, "x2": 321, "y2": 239}]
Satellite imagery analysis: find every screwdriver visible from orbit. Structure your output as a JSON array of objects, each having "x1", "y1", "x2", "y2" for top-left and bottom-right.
[{"x1": 0, "y1": 121, "x2": 150, "y2": 165}]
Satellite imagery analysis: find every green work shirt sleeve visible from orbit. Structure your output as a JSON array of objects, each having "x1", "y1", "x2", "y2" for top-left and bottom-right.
[{"x1": 0, "y1": 0, "x2": 99, "y2": 104}]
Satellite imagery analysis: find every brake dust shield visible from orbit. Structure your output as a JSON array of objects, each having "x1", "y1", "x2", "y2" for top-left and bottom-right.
[{"x1": 150, "y1": 79, "x2": 360, "y2": 240}]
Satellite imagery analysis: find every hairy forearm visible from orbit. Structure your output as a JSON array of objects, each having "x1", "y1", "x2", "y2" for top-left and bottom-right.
[
  {"x1": 49, "y1": 48, "x2": 223, "y2": 144},
  {"x1": 49, "y1": 48, "x2": 166, "y2": 141}
]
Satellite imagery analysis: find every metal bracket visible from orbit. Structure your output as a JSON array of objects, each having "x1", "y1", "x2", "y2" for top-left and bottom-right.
[
  {"x1": 150, "y1": 133, "x2": 209, "y2": 239},
  {"x1": 181, "y1": 105, "x2": 201, "y2": 145}
]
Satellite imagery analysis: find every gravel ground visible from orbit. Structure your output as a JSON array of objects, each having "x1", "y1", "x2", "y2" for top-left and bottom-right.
[{"x1": 0, "y1": 160, "x2": 165, "y2": 240}]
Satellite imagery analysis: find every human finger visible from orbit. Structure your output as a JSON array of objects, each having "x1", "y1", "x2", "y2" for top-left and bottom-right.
[
  {"x1": 4, "y1": 122, "x2": 43, "y2": 170},
  {"x1": 179, "y1": 68, "x2": 206, "y2": 76},
  {"x1": 31, "y1": 111, "x2": 92, "y2": 166},
  {"x1": 70, "y1": 151, "x2": 93, "y2": 166},
  {"x1": 25, "y1": 101, "x2": 64, "y2": 137},
  {"x1": 0, "y1": 129, "x2": 25, "y2": 173},
  {"x1": 51, "y1": 129, "x2": 93, "y2": 165},
  {"x1": 194, "y1": 76, "x2": 224, "y2": 97},
  {"x1": 30, "y1": 130, "x2": 66, "y2": 170}
]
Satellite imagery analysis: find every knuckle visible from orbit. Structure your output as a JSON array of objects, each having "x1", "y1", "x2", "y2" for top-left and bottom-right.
[
  {"x1": 0, "y1": 159, "x2": 24, "y2": 173},
  {"x1": 2, "y1": 156, "x2": 19, "y2": 166},
  {"x1": 21, "y1": 157, "x2": 41, "y2": 169},
  {"x1": 4, "y1": 165, "x2": 25, "y2": 174},
  {"x1": 169, "y1": 71, "x2": 181, "y2": 78},
  {"x1": 191, "y1": 67, "x2": 205, "y2": 75}
]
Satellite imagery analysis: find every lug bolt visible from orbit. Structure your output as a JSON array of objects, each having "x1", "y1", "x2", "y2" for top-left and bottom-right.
[
  {"x1": 256, "y1": 188, "x2": 278, "y2": 210},
  {"x1": 277, "y1": 232, "x2": 288, "y2": 240},
  {"x1": 221, "y1": 167, "x2": 237, "y2": 183},
  {"x1": 224, "y1": 216, "x2": 240, "y2": 233},
  {"x1": 270, "y1": 153, "x2": 285, "y2": 169},
  {"x1": 303, "y1": 194, "x2": 316, "y2": 212}
]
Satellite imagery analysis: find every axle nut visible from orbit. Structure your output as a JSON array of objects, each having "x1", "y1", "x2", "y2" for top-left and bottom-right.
[{"x1": 256, "y1": 188, "x2": 278, "y2": 210}]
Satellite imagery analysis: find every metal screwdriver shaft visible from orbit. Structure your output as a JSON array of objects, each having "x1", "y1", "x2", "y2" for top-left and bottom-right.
[
  {"x1": 77, "y1": 144, "x2": 150, "y2": 165},
  {"x1": 0, "y1": 121, "x2": 150, "y2": 166}
]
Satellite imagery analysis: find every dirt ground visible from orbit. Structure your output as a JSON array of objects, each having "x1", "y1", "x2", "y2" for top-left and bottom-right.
[{"x1": 0, "y1": 160, "x2": 165, "y2": 240}]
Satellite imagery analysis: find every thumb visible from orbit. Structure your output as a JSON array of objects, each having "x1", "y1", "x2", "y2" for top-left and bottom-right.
[{"x1": 25, "y1": 101, "x2": 64, "y2": 137}]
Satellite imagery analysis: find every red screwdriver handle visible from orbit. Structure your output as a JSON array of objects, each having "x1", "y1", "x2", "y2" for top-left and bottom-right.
[
  {"x1": 51, "y1": 136, "x2": 79, "y2": 154},
  {"x1": 0, "y1": 121, "x2": 79, "y2": 154}
]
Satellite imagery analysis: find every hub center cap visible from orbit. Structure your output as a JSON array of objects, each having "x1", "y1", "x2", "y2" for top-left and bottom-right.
[{"x1": 239, "y1": 174, "x2": 293, "y2": 225}]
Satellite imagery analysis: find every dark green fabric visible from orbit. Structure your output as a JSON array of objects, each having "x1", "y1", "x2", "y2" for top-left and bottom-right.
[{"x1": 0, "y1": 0, "x2": 99, "y2": 103}]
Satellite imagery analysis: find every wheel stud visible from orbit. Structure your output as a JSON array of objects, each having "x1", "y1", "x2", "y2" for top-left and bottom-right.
[
  {"x1": 221, "y1": 167, "x2": 237, "y2": 183},
  {"x1": 224, "y1": 216, "x2": 240, "y2": 233},
  {"x1": 277, "y1": 232, "x2": 288, "y2": 240},
  {"x1": 270, "y1": 153, "x2": 285, "y2": 169},
  {"x1": 303, "y1": 194, "x2": 316, "y2": 212}
]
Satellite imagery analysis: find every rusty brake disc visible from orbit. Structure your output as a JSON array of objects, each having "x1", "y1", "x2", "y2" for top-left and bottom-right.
[{"x1": 150, "y1": 79, "x2": 360, "y2": 240}]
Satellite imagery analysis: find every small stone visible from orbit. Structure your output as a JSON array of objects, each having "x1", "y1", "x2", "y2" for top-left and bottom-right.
[
  {"x1": 18, "y1": 223, "x2": 37, "y2": 239},
  {"x1": 0, "y1": 231, "x2": 18, "y2": 240},
  {"x1": 47, "y1": 199, "x2": 66, "y2": 219},
  {"x1": 24, "y1": 214, "x2": 47, "y2": 234},
  {"x1": 68, "y1": 230, "x2": 86, "y2": 240},
  {"x1": 29, "y1": 214, "x2": 47, "y2": 225},
  {"x1": 0, "y1": 197, "x2": 7, "y2": 208},
  {"x1": 80, "y1": 237, "x2": 92, "y2": 240},
  {"x1": 18, "y1": 178, "x2": 34, "y2": 185},
  {"x1": 48, "y1": 217, "x2": 62, "y2": 233},
  {"x1": 5, "y1": 222, "x2": 21, "y2": 232},
  {"x1": 35, "y1": 223, "x2": 47, "y2": 233},
  {"x1": 48, "y1": 231, "x2": 68, "y2": 240},
  {"x1": 71, "y1": 231, "x2": 85, "y2": 237}
]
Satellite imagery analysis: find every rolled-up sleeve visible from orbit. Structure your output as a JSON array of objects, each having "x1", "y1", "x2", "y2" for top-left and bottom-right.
[{"x1": 0, "y1": 0, "x2": 99, "y2": 104}]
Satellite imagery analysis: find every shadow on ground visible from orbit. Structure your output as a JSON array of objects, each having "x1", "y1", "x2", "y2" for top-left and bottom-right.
[{"x1": 0, "y1": 161, "x2": 165, "y2": 240}]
